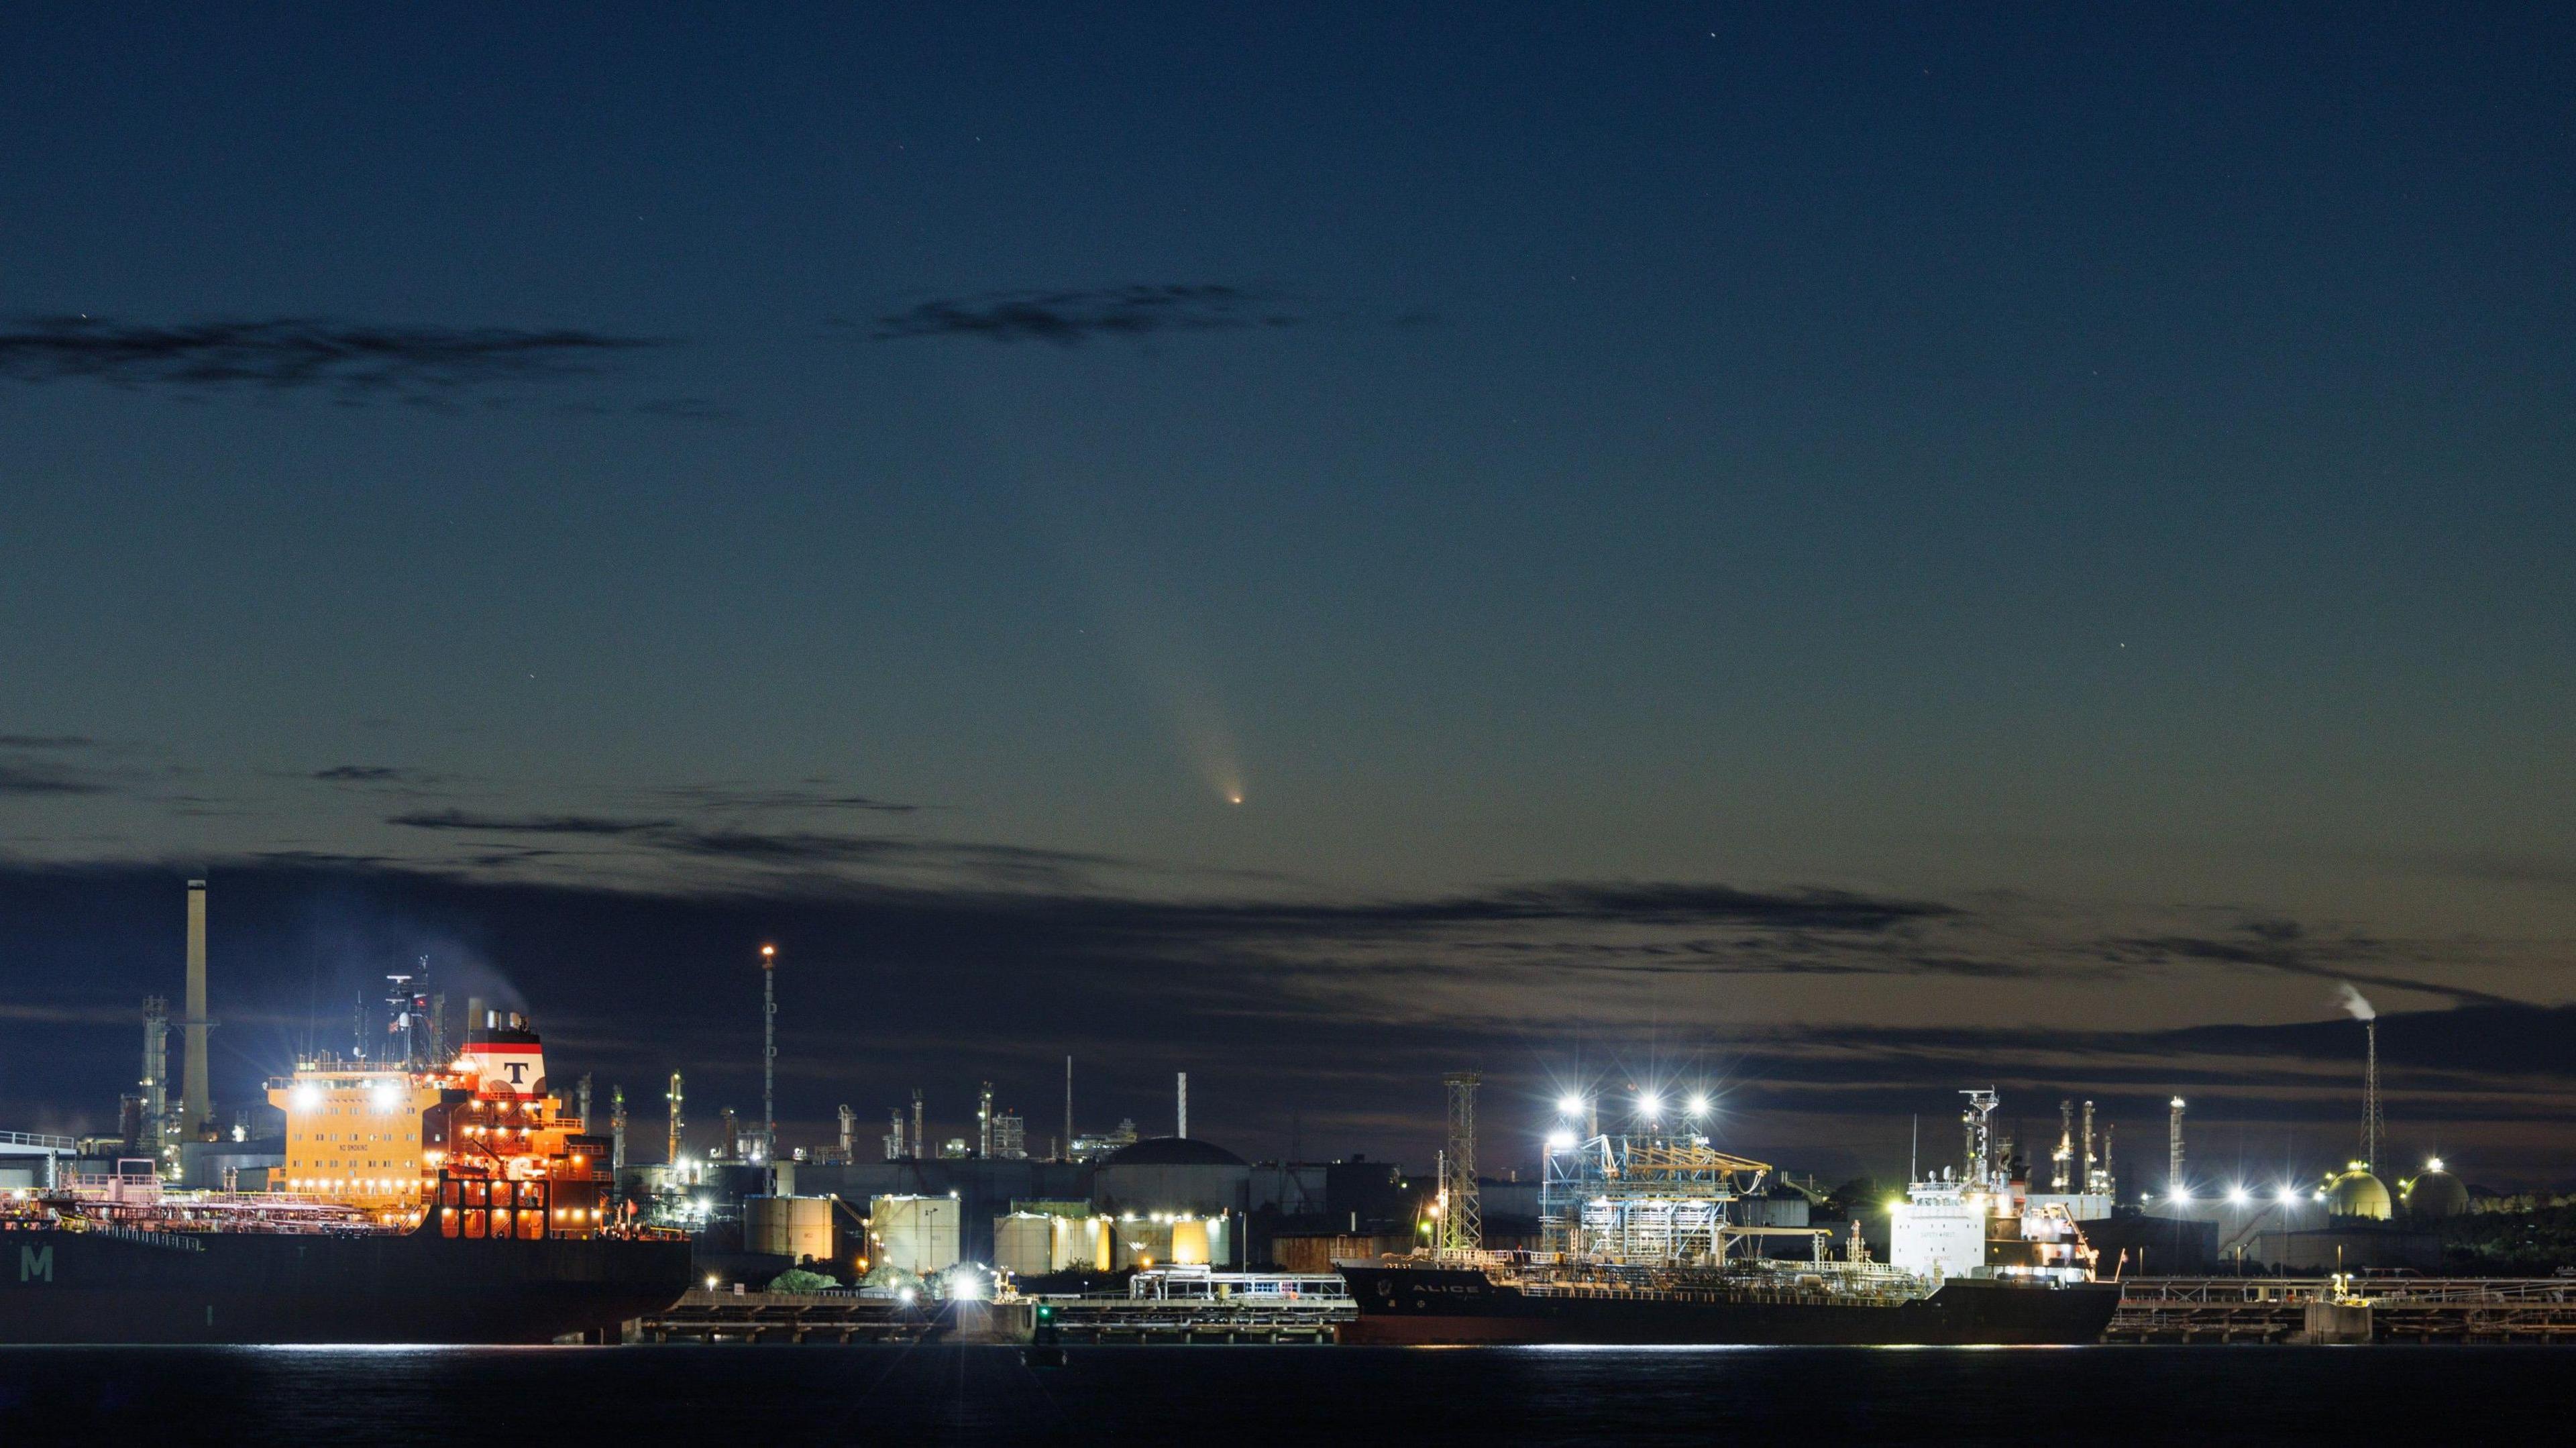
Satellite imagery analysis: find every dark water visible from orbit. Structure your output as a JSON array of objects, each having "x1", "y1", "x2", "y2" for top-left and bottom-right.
[{"x1": 0, "y1": 1345, "x2": 2556, "y2": 1446}]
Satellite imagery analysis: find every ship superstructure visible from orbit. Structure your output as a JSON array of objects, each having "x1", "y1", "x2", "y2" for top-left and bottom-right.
[
  {"x1": 267, "y1": 1010, "x2": 616, "y2": 1239},
  {"x1": 1887, "y1": 1089, "x2": 2096, "y2": 1284}
]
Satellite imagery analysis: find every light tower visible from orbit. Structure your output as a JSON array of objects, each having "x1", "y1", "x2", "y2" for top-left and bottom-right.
[
  {"x1": 759, "y1": 944, "x2": 777, "y2": 1164},
  {"x1": 1441, "y1": 1072, "x2": 1482, "y2": 1253},
  {"x1": 2167, "y1": 1097, "x2": 2186, "y2": 1198},
  {"x1": 665, "y1": 1071, "x2": 686, "y2": 1168}
]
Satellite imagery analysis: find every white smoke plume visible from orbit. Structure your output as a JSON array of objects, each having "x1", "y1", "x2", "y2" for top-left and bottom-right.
[{"x1": 2336, "y1": 983, "x2": 2376, "y2": 1021}]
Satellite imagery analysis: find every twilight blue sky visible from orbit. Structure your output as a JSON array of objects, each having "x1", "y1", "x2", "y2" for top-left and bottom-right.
[{"x1": 1, "y1": 5, "x2": 2571, "y2": 1182}]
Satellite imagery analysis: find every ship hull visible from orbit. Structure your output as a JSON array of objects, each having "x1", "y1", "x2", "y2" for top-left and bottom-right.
[
  {"x1": 1336, "y1": 1266, "x2": 2121, "y2": 1346},
  {"x1": 0, "y1": 1227, "x2": 692, "y2": 1345}
]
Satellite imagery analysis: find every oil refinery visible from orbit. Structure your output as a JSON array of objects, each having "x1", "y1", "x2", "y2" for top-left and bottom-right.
[{"x1": 3, "y1": 877, "x2": 2571, "y2": 1347}]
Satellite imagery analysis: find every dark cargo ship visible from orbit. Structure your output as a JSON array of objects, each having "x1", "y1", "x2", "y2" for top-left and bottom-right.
[
  {"x1": 0, "y1": 1011, "x2": 688, "y2": 1344},
  {"x1": 1337, "y1": 1260, "x2": 2120, "y2": 1345},
  {"x1": 0, "y1": 1213, "x2": 690, "y2": 1345}
]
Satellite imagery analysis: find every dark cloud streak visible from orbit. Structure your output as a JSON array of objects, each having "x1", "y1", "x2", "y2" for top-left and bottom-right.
[
  {"x1": 0, "y1": 316, "x2": 661, "y2": 399},
  {"x1": 0, "y1": 762, "x2": 109, "y2": 795},
  {"x1": 387, "y1": 810, "x2": 672, "y2": 836},
  {"x1": 867, "y1": 285, "x2": 1299, "y2": 346}
]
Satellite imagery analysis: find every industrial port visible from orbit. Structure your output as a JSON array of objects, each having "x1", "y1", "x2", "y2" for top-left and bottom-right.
[{"x1": 5, "y1": 877, "x2": 2572, "y2": 1347}]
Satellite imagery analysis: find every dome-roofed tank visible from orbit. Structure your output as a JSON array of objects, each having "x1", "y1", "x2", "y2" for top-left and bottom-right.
[
  {"x1": 2404, "y1": 1159, "x2": 2469, "y2": 1221},
  {"x1": 2324, "y1": 1164, "x2": 2392, "y2": 1221},
  {"x1": 1101, "y1": 1136, "x2": 1246, "y2": 1168}
]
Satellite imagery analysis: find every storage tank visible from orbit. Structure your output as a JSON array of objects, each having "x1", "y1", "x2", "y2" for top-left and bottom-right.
[
  {"x1": 994, "y1": 1213, "x2": 1056, "y2": 1277},
  {"x1": 1170, "y1": 1217, "x2": 1210, "y2": 1266},
  {"x1": 871, "y1": 1194, "x2": 963, "y2": 1275},
  {"x1": 1059, "y1": 1215, "x2": 1112, "y2": 1272},
  {"x1": 1093, "y1": 1137, "x2": 1250, "y2": 1267},
  {"x1": 2404, "y1": 1162, "x2": 2469, "y2": 1221},
  {"x1": 747, "y1": 1194, "x2": 837, "y2": 1264},
  {"x1": 1112, "y1": 1217, "x2": 1173, "y2": 1270},
  {"x1": 2324, "y1": 1166, "x2": 2392, "y2": 1221}
]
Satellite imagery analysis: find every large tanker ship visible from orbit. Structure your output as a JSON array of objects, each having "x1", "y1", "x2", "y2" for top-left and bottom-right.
[
  {"x1": 1341, "y1": 1088, "x2": 2119, "y2": 1346},
  {"x1": 0, "y1": 1014, "x2": 688, "y2": 1344}
]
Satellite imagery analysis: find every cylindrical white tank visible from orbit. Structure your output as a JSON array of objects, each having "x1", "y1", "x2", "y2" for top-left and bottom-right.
[
  {"x1": 871, "y1": 1194, "x2": 962, "y2": 1275},
  {"x1": 747, "y1": 1195, "x2": 837, "y2": 1263},
  {"x1": 1056, "y1": 1216, "x2": 1112, "y2": 1272},
  {"x1": 994, "y1": 1213, "x2": 1055, "y2": 1277}
]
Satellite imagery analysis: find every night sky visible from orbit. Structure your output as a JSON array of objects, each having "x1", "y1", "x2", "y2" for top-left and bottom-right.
[{"x1": 3, "y1": 7, "x2": 2571, "y2": 1186}]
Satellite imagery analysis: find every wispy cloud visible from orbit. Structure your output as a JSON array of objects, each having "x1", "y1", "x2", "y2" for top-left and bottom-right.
[
  {"x1": 0, "y1": 761, "x2": 110, "y2": 796},
  {"x1": 867, "y1": 284, "x2": 1299, "y2": 346},
  {"x1": 0, "y1": 316, "x2": 661, "y2": 400},
  {"x1": 387, "y1": 810, "x2": 672, "y2": 836},
  {"x1": 0, "y1": 734, "x2": 94, "y2": 750},
  {"x1": 650, "y1": 783, "x2": 926, "y2": 815},
  {"x1": 313, "y1": 765, "x2": 441, "y2": 785}
]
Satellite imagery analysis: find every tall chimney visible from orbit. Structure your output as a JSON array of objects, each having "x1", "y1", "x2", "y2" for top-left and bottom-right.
[
  {"x1": 1064, "y1": 1055, "x2": 1074, "y2": 1163},
  {"x1": 2361, "y1": 1019, "x2": 2384, "y2": 1172},
  {"x1": 1177, "y1": 1071, "x2": 1189, "y2": 1139},
  {"x1": 179, "y1": 879, "x2": 213, "y2": 1142},
  {"x1": 911, "y1": 1089, "x2": 924, "y2": 1162}
]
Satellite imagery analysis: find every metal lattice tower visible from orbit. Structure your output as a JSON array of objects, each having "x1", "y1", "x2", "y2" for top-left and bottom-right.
[
  {"x1": 2361, "y1": 1019, "x2": 2385, "y2": 1171},
  {"x1": 1441, "y1": 1072, "x2": 1482, "y2": 1252}
]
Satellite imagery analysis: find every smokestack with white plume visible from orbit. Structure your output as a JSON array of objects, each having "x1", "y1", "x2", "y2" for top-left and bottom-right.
[{"x1": 2337, "y1": 983, "x2": 2375, "y2": 1021}]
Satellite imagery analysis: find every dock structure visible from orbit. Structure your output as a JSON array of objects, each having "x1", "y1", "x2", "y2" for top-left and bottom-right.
[
  {"x1": 1038, "y1": 1271, "x2": 1353, "y2": 1344},
  {"x1": 638, "y1": 1290, "x2": 1026, "y2": 1345},
  {"x1": 639, "y1": 1272, "x2": 1354, "y2": 1345},
  {"x1": 2110, "y1": 1277, "x2": 2576, "y2": 1344}
]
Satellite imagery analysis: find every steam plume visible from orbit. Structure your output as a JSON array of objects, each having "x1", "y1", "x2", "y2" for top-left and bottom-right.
[{"x1": 2336, "y1": 983, "x2": 2376, "y2": 1021}]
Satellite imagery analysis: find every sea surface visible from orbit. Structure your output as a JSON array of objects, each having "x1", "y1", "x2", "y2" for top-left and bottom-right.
[{"x1": 0, "y1": 1343, "x2": 2555, "y2": 1446}]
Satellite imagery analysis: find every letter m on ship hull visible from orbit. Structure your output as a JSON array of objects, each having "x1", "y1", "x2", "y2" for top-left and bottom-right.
[{"x1": 19, "y1": 1245, "x2": 52, "y2": 1282}]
